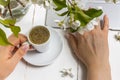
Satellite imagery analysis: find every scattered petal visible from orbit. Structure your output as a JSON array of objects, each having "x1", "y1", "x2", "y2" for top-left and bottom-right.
[{"x1": 60, "y1": 68, "x2": 74, "y2": 78}]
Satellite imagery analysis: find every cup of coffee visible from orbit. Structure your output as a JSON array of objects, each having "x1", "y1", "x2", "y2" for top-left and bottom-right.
[{"x1": 27, "y1": 25, "x2": 51, "y2": 53}]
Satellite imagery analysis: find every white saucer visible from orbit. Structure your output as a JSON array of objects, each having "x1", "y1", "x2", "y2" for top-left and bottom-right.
[{"x1": 23, "y1": 28, "x2": 63, "y2": 66}]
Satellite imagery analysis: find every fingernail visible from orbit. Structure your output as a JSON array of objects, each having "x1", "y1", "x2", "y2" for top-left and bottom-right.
[
  {"x1": 22, "y1": 41, "x2": 30, "y2": 45},
  {"x1": 22, "y1": 44, "x2": 29, "y2": 52}
]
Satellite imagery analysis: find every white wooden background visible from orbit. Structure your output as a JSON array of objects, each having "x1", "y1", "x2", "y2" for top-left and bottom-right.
[{"x1": 0, "y1": 1, "x2": 120, "y2": 80}]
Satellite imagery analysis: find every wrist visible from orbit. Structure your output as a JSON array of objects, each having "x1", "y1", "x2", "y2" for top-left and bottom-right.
[
  {"x1": 87, "y1": 61, "x2": 111, "y2": 80},
  {"x1": 86, "y1": 58, "x2": 110, "y2": 70}
]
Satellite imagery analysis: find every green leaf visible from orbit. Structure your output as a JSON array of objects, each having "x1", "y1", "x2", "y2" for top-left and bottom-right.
[
  {"x1": 10, "y1": 26, "x2": 21, "y2": 37},
  {"x1": 0, "y1": 19, "x2": 16, "y2": 28},
  {"x1": 83, "y1": 8, "x2": 103, "y2": 19},
  {"x1": 54, "y1": 7, "x2": 63, "y2": 11},
  {"x1": 73, "y1": 6, "x2": 92, "y2": 26},
  {"x1": 0, "y1": 28, "x2": 12, "y2": 46},
  {"x1": 57, "y1": 11, "x2": 68, "y2": 16},
  {"x1": 4, "y1": 19, "x2": 16, "y2": 25},
  {"x1": 0, "y1": 19, "x2": 21, "y2": 37},
  {"x1": 0, "y1": 0, "x2": 10, "y2": 6},
  {"x1": 53, "y1": 0, "x2": 67, "y2": 11}
]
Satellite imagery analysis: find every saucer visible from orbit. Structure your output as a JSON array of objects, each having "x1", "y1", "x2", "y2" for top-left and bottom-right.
[{"x1": 23, "y1": 28, "x2": 63, "y2": 66}]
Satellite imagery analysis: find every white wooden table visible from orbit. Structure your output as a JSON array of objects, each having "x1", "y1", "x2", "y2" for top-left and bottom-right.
[
  {"x1": 3, "y1": 2, "x2": 120, "y2": 80},
  {"x1": 4, "y1": 4, "x2": 78, "y2": 80}
]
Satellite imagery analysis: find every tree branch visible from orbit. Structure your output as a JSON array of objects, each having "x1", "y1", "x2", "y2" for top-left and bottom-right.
[
  {"x1": 16, "y1": 0, "x2": 25, "y2": 7},
  {"x1": 8, "y1": 3, "x2": 13, "y2": 18}
]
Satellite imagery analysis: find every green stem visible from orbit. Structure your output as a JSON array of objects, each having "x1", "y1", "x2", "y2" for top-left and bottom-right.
[{"x1": 68, "y1": 0, "x2": 74, "y2": 7}]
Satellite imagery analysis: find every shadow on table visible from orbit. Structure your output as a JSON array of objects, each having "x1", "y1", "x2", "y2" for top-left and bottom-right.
[
  {"x1": 65, "y1": 38, "x2": 87, "y2": 80},
  {"x1": 22, "y1": 59, "x2": 50, "y2": 68},
  {"x1": 77, "y1": 61, "x2": 87, "y2": 80}
]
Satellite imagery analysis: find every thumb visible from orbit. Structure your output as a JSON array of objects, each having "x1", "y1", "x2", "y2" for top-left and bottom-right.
[{"x1": 11, "y1": 44, "x2": 29, "y2": 64}]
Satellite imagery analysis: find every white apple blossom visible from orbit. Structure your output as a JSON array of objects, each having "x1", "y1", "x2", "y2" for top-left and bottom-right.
[
  {"x1": 71, "y1": 20, "x2": 81, "y2": 30},
  {"x1": 54, "y1": 17, "x2": 99, "y2": 34},
  {"x1": 78, "y1": 18, "x2": 99, "y2": 35},
  {"x1": 53, "y1": 0, "x2": 117, "y2": 34},
  {"x1": 54, "y1": 20, "x2": 67, "y2": 30},
  {"x1": 65, "y1": 20, "x2": 80, "y2": 30},
  {"x1": 77, "y1": 6, "x2": 102, "y2": 35}
]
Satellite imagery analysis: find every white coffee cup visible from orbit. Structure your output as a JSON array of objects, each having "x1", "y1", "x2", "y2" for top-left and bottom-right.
[{"x1": 27, "y1": 25, "x2": 51, "y2": 53}]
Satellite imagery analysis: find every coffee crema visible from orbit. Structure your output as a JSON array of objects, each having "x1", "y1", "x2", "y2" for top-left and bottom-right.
[{"x1": 29, "y1": 26, "x2": 50, "y2": 44}]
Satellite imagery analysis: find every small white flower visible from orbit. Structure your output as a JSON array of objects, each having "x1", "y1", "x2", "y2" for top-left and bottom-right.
[
  {"x1": 54, "y1": 20, "x2": 67, "y2": 30},
  {"x1": 115, "y1": 32, "x2": 120, "y2": 41},
  {"x1": 75, "y1": 20, "x2": 81, "y2": 27},
  {"x1": 86, "y1": 23, "x2": 94, "y2": 31},
  {"x1": 60, "y1": 68, "x2": 74, "y2": 78},
  {"x1": 54, "y1": 20, "x2": 62, "y2": 26},
  {"x1": 78, "y1": 18, "x2": 99, "y2": 35},
  {"x1": 71, "y1": 20, "x2": 81, "y2": 30},
  {"x1": 44, "y1": 0, "x2": 50, "y2": 8}
]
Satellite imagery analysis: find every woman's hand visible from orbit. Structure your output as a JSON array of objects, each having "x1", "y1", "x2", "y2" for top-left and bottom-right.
[
  {"x1": 67, "y1": 15, "x2": 111, "y2": 80},
  {"x1": 0, "y1": 34, "x2": 29, "y2": 80}
]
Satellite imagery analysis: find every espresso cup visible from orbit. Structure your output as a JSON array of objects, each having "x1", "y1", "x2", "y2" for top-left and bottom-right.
[{"x1": 27, "y1": 25, "x2": 51, "y2": 53}]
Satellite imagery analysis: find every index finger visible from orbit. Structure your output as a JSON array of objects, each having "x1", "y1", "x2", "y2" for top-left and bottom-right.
[{"x1": 7, "y1": 34, "x2": 27, "y2": 51}]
